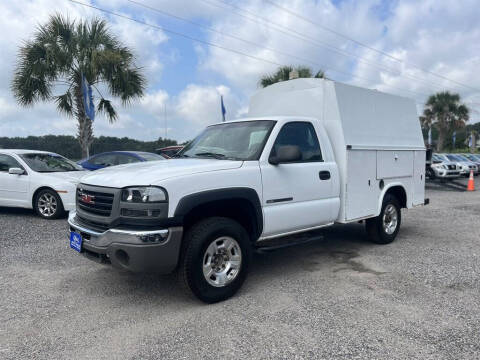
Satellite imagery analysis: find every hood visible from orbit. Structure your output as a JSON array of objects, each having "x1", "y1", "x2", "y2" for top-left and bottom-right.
[
  {"x1": 41, "y1": 170, "x2": 88, "y2": 183},
  {"x1": 80, "y1": 158, "x2": 243, "y2": 188}
]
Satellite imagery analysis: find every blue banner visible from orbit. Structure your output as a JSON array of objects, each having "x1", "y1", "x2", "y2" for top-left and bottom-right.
[
  {"x1": 82, "y1": 75, "x2": 95, "y2": 121},
  {"x1": 221, "y1": 95, "x2": 226, "y2": 122}
]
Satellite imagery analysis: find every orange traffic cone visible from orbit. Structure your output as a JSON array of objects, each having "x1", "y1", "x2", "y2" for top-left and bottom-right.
[{"x1": 467, "y1": 170, "x2": 475, "y2": 191}]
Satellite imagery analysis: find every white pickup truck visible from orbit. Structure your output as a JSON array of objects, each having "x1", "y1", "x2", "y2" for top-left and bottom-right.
[{"x1": 69, "y1": 79, "x2": 427, "y2": 303}]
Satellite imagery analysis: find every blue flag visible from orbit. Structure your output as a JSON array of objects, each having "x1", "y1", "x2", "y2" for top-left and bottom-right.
[
  {"x1": 468, "y1": 133, "x2": 473, "y2": 148},
  {"x1": 82, "y1": 75, "x2": 95, "y2": 121},
  {"x1": 452, "y1": 130, "x2": 456, "y2": 147},
  {"x1": 221, "y1": 95, "x2": 226, "y2": 122},
  {"x1": 428, "y1": 127, "x2": 432, "y2": 146}
]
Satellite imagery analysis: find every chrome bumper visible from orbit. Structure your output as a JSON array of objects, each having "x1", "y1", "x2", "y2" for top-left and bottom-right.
[
  {"x1": 68, "y1": 211, "x2": 183, "y2": 273},
  {"x1": 68, "y1": 211, "x2": 169, "y2": 247}
]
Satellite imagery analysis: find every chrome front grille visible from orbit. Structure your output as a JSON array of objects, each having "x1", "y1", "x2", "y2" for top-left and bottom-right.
[{"x1": 77, "y1": 187, "x2": 114, "y2": 217}]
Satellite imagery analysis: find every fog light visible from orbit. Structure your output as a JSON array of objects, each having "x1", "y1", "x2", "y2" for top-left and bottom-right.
[
  {"x1": 139, "y1": 233, "x2": 168, "y2": 243},
  {"x1": 115, "y1": 249, "x2": 129, "y2": 266}
]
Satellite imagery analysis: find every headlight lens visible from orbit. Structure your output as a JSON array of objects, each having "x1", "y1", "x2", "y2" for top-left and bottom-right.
[{"x1": 121, "y1": 186, "x2": 167, "y2": 203}]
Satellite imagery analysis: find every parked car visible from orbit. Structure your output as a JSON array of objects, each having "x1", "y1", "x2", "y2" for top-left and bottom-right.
[
  {"x1": 461, "y1": 153, "x2": 480, "y2": 169},
  {"x1": 439, "y1": 154, "x2": 478, "y2": 176},
  {"x1": 68, "y1": 78, "x2": 428, "y2": 303},
  {"x1": 0, "y1": 150, "x2": 86, "y2": 219},
  {"x1": 156, "y1": 146, "x2": 184, "y2": 158},
  {"x1": 428, "y1": 154, "x2": 460, "y2": 180},
  {"x1": 78, "y1": 151, "x2": 165, "y2": 170}
]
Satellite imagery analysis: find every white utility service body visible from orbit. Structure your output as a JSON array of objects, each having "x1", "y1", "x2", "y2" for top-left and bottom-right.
[
  {"x1": 68, "y1": 78, "x2": 427, "y2": 303},
  {"x1": 249, "y1": 78, "x2": 426, "y2": 224}
]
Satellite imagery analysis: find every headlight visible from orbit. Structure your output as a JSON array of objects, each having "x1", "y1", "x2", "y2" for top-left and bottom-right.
[
  {"x1": 121, "y1": 186, "x2": 167, "y2": 203},
  {"x1": 442, "y1": 164, "x2": 448, "y2": 169}
]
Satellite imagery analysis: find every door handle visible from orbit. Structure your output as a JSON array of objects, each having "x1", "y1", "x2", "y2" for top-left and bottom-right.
[{"x1": 319, "y1": 170, "x2": 331, "y2": 180}]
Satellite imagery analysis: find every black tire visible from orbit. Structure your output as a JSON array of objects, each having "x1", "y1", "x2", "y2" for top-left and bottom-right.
[
  {"x1": 426, "y1": 167, "x2": 435, "y2": 180},
  {"x1": 179, "y1": 217, "x2": 252, "y2": 303},
  {"x1": 34, "y1": 189, "x2": 65, "y2": 220},
  {"x1": 365, "y1": 194, "x2": 401, "y2": 244}
]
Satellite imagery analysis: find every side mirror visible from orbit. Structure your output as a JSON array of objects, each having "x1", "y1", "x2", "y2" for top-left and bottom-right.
[
  {"x1": 9, "y1": 167, "x2": 25, "y2": 175},
  {"x1": 269, "y1": 145, "x2": 302, "y2": 165}
]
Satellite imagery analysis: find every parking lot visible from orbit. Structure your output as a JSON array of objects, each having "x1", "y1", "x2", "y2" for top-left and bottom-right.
[{"x1": 1, "y1": 179, "x2": 479, "y2": 359}]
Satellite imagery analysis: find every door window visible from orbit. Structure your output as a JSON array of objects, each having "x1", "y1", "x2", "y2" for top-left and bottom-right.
[
  {"x1": 0, "y1": 154, "x2": 25, "y2": 172},
  {"x1": 271, "y1": 122, "x2": 323, "y2": 162}
]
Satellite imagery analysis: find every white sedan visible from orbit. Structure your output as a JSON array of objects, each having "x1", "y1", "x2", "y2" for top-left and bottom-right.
[{"x1": 0, "y1": 149, "x2": 87, "y2": 219}]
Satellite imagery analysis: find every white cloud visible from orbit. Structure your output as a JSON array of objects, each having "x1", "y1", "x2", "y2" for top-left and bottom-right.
[
  {"x1": 2, "y1": 0, "x2": 480, "y2": 145},
  {"x1": 199, "y1": 0, "x2": 480, "y2": 116}
]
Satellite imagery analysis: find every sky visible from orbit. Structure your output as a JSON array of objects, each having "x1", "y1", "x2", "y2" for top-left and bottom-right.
[{"x1": 0, "y1": 0, "x2": 479, "y2": 143}]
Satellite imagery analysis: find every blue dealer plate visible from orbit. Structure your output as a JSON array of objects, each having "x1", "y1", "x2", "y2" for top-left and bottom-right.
[{"x1": 70, "y1": 231, "x2": 83, "y2": 252}]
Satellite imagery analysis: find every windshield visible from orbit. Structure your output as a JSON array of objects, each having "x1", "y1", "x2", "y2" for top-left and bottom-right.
[
  {"x1": 179, "y1": 120, "x2": 275, "y2": 160},
  {"x1": 446, "y1": 154, "x2": 463, "y2": 162},
  {"x1": 20, "y1": 153, "x2": 82, "y2": 172},
  {"x1": 455, "y1": 155, "x2": 470, "y2": 162},
  {"x1": 138, "y1": 152, "x2": 165, "y2": 161}
]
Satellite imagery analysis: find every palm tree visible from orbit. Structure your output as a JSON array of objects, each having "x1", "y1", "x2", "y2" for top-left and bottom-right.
[
  {"x1": 12, "y1": 14, "x2": 146, "y2": 157},
  {"x1": 259, "y1": 65, "x2": 325, "y2": 88},
  {"x1": 420, "y1": 91, "x2": 469, "y2": 152}
]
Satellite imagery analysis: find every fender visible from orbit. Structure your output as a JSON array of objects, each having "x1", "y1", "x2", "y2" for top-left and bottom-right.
[
  {"x1": 174, "y1": 187, "x2": 263, "y2": 236},
  {"x1": 376, "y1": 182, "x2": 408, "y2": 216}
]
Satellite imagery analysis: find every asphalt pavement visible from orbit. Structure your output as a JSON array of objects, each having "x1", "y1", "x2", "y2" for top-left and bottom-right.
[{"x1": 1, "y1": 178, "x2": 479, "y2": 359}]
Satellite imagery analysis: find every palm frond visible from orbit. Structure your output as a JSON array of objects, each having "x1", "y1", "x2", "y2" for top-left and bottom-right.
[
  {"x1": 97, "y1": 98, "x2": 117, "y2": 123},
  {"x1": 54, "y1": 90, "x2": 73, "y2": 116}
]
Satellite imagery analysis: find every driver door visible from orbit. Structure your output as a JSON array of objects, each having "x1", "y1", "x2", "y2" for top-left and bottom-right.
[
  {"x1": 259, "y1": 121, "x2": 337, "y2": 238},
  {"x1": 0, "y1": 154, "x2": 29, "y2": 207}
]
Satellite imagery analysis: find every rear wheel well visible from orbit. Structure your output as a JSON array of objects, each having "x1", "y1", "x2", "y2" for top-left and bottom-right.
[
  {"x1": 384, "y1": 186, "x2": 407, "y2": 208},
  {"x1": 183, "y1": 199, "x2": 260, "y2": 242}
]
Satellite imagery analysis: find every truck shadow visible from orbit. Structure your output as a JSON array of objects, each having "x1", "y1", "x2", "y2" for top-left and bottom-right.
[
  {"x1": 76, "y1": 223, "x2": 381, "y2": 306},
  {"x1": 250, "y1": 223, "x2": 384, "y2": 277}
]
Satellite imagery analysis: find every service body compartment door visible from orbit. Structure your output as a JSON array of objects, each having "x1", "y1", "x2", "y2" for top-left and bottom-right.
[
  {"x1": 345, "y1": 150, "x2": 378, "y2": 220},
  {"x1": 412, "y1": 150, "x2": 426, "y2": 206},
  {"x1": 376, "y1": 150, "x2": 413, "y2": 179}
]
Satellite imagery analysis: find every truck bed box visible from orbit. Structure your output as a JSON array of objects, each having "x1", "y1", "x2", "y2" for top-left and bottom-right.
[{"x1": 248, "y1": 79, "x2": 425, "y2": 223}]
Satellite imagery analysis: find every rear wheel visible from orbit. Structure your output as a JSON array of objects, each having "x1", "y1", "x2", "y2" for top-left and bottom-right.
[
  {"x1": 179, "y1": 217, "x2": 251, "y2": 303},
  {"x1": 366, "y1": 194, "x2": 401, "y2": 244},
  {"x1": 34, "y1": 189, "x2": 64, "y2": 220}
]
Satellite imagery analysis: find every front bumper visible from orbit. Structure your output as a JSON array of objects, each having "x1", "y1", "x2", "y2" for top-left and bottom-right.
[
  {"x1": 433, "y1": 169, "x2": 460, "y2": 178},
  {"x1": 68, "y1": 212, "x2": 183, "y2": 273}
]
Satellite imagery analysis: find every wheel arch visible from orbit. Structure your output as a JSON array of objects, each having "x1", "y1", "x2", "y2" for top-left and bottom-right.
[
  {"x1": 174, "y1": 188, "x2": 263, "y2": 242},
  {"x1": 377, "y1": 183, "x2": 407, "y2": 215},
  {"x1": 32, "y1": 186, "x2": 63, "y2": 208}
]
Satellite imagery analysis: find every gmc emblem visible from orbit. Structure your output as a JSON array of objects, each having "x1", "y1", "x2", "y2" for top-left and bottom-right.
[{"x1": 81, "y1": 193, "x2": 95, "y2": 204}]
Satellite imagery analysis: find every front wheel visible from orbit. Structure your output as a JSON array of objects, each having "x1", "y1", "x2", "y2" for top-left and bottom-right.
[
  {"x1": 365, "y1": 194, "x2": 401, "y2": 244},
  {"x1": 179, "y1": 217, "x2": 251, "y2": 303},
  {"x1": 34, "y1": 189, "x2": 65, "y2": 219}
]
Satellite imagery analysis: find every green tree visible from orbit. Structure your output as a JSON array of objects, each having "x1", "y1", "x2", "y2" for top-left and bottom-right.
[
  {"x1": 11, "y1": 14, "x2": 146, "y2": 157},
  {"x1": 259, "y1": 65, "x2": 325, "y2": 88},
  {"x1": 420, "y1": 91, "x2": 469, "y2": 152}
]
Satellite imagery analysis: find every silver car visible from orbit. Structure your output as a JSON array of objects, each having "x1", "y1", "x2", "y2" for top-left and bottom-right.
[
  {"x1": 429, "y1": 154, "x2": 461, "y2": 179},
  {"x1": 437, "y1": 154, "x2": 478, "y2": 176}
]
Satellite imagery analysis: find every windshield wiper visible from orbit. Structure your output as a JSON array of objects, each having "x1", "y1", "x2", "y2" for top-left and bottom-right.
[{"x1": 195, "y1": 152, "x2": 227, "y2": 159}]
